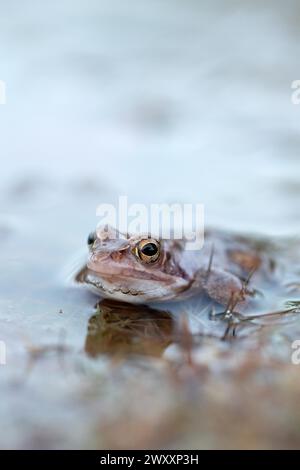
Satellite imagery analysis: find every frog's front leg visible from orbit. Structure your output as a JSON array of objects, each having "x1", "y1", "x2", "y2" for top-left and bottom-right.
[{"x1": 196, "y1": 268, "x2": 249, "y2": 308}]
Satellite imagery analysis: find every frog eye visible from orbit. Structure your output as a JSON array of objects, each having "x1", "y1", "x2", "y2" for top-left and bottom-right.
[
  {"x1": 87, "y1": 231, "x2": 97, "y2": 247},
  {"x1": 136, "y1": 239, "x2": 160, "y2": 264}
]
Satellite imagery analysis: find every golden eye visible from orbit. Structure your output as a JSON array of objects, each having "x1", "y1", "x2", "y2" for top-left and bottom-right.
[{"x1": 136, "y1": 239, "x2": 160, "y2": 264}]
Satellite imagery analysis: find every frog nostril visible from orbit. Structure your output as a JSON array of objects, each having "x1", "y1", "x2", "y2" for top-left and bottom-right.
[{"x1": 87, "y1": 231, "x2": 97, "y2": 246}]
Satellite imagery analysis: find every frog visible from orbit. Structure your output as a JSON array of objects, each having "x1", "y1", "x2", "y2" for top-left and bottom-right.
[{"x1": 75, "y1": 225, "x2": 276, "y2": 307}]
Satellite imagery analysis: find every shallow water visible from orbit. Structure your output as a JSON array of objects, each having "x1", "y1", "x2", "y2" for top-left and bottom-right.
[{"x1": 0, "y1": 0, "x2": 300, "y2": 449}]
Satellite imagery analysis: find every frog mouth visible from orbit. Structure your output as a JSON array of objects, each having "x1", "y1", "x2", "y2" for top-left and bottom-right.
[
  {"x1": 84, "y1": 272, "x2": 144, "y2": 297},
  {"x1": 80, "y1": 264, "x2": 191, "y2": 302}
]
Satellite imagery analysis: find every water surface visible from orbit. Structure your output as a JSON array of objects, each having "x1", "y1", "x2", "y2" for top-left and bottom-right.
[{"x1": 0, "y1": 0, "x2": 300, "y2": 449}]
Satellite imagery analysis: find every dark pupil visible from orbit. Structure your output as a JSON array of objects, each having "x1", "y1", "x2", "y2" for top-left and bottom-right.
[
  {"x1": 141, "y1": 243, "x2": 158, "y2": 256},
  {"x1": 87, "y1": 232, "x2": 96, "y2": 245}
]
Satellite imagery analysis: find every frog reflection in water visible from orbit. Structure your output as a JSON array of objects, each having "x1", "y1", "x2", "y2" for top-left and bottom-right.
[
  {"x1": 85, "y1": 299, "x2": 174, "y2": 357},
  {"x1": 76, "y1": 225, "x2": 277, "y2": 310}
]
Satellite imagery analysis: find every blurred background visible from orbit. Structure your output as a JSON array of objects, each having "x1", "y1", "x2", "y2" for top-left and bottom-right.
[
  {"x1": 1, "y1": 0, "x2": 300, "y2": 232},
  {"x1": 0, "y1": 0, "x2": 300, "y2": 450}
]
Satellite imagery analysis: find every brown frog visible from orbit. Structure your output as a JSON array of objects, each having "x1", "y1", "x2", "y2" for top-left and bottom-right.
[{"x1": 75, "y1": 225, "x2": 276, "y2": 307}]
